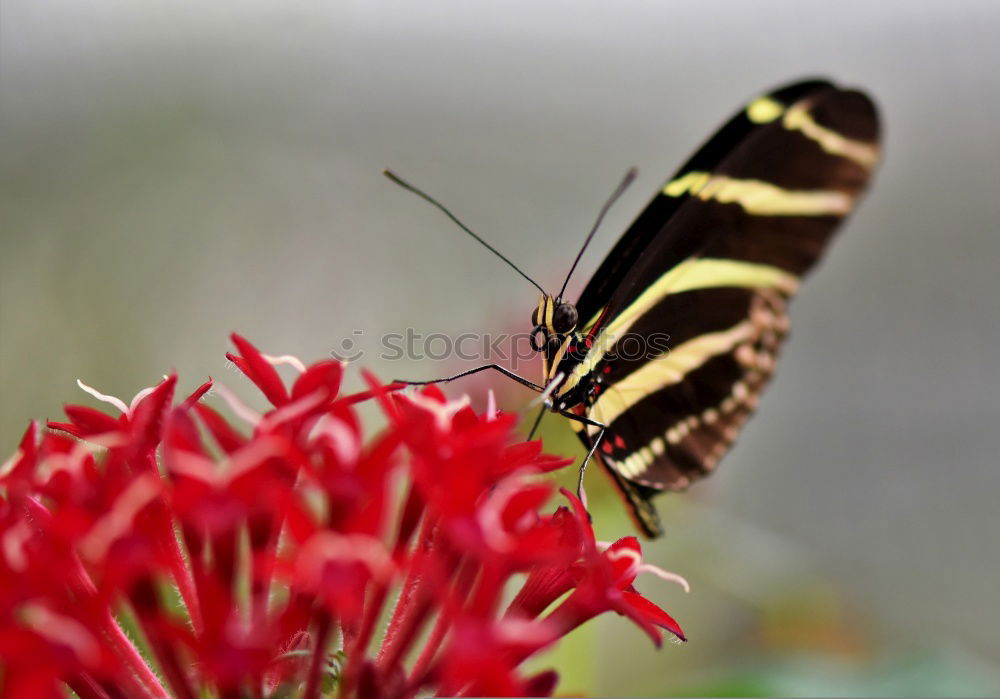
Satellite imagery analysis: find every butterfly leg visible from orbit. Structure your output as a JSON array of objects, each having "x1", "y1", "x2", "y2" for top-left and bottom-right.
[
  {"x1": 392, "y1": 364, "x2": 545, "y2": 393},
  {"x1": 526, "y1": 405, "x2": 546, "y2": 440},
  {"x1": 554, "y1": 410, "x2": 607, "y2": 503}
]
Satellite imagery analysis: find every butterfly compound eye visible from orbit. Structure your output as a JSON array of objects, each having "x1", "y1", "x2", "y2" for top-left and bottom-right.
[{"x1": 552, "y1": 303, "x2": 578, "y2": 333}]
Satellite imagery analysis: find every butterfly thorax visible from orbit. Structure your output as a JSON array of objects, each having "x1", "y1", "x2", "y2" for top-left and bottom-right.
[{"x1": 531, "y1": 294, "x2": 601, "y2": 411}]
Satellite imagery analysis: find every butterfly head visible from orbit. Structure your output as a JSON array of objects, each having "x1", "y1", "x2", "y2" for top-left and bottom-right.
[
  {"x1": 531, "y1": 295, "x2": 578, "y2": 341},
  {"x1": 530, "y1": 295, "x2": 579, "y2": 387}
]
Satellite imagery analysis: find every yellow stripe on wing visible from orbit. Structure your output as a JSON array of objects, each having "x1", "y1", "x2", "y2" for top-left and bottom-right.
[
  {"x1": 782, "y1": 103, "x2": 880, "y2": 169},
  {"x1": 563, "y1": 259, "x2": 796, "y2": 395},
  {"x1": 583, "y1": 320, "x2": 755, "y2": 435},
  {"x1": 746, "y1": 95, "x2": 879, "y2": 168},
  {"x1": 746, "y1": 96, "x2": 786, "y2": 124},
  {"x1": 663, "y1": 172, "x2": 853, "y2": 217}
]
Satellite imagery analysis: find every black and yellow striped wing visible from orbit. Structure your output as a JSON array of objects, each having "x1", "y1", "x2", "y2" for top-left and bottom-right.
[{"x1": 561, "y1": 79, "x2": 880, "y2": 537}]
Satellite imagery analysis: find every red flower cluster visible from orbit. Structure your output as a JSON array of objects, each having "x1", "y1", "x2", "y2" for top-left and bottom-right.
[{"x1": 0, "y1": 335, "x2": 686, "y2": 698}]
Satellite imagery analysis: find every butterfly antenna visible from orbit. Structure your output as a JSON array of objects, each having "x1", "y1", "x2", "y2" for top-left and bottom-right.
[
  {"x1": 558, "y1": 167, "x2": 638, "y2": 300},
  {"x1": 384, "y1": 170, "x2": 547, "y2": 295}
]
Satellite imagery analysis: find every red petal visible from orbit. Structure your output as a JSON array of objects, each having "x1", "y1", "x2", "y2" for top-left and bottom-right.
[
  {"x1": 18, "y1": 420, "x2": 38, "y2": 458},
  {"x1": 225, "y1": 352, "x2": 250, "y2": 375},
  {"x1": 558, "y1": 488, "x2": 596, "y2": 549},
  {"x1": 418, "y1": 384, "x2": 447, "y2": 403},
  {"x1": 129, "y1": 375, "x2": 177, "y2": 451},
  {"x1": 63, "y1": 404, "x2": 122, "y2": 436},
  {"x1": 502, "y1": 439, "x2": 542, "y2": 463},
  {"x1": 194, "y1": 403, "x2": 246, "y2": 454},
  {"x1": 229, "y1": 334, "x2": 290, "y2": 407},
  {"x1": 502, "y1": 441, "x2": 573, "y2": 474},
  {"x1": 506, "y1": 563, "x2": 576, "y2": 620},
  {"x1": 164, "y1": 409, "x2": 204, "y2": 454},
  {"x1": 360, "y1": 370, "x2": 399, "y2": 418},
  {"x1": 527, "y1": 452, "x2": 575, "y2": 474},
  {"x1": 620, "y1": 589, "x2": 686, "y2": 642},
  {"x1": 451, "y1": 405, "x2": 481, "y2": 431},
  {"x1": 333, "y1": 383, "x2": 405, "y2": 407},
  {"x1": 2, "y1": 422, "x2": 41, "y2": 484},
  {"x1": 290, "y1": 360, "x2": 343, "y2": 403},
  {"x1": 500, "y1": 484, "x2": 553, "y2": 530},
  {"x1": 46, "y1": 420, "x2": 84, "y2": 438},
  {"x1": 605, "y1": 536, "x2": 642, "y2": 584},
  {"x1": 182, "y1": 378, "x2": 214, "y2": 409}
]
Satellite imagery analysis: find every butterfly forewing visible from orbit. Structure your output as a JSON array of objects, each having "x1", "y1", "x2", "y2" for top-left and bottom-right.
[{"x1": 562, "y1": 79, "x2": 880, "y2": 537}]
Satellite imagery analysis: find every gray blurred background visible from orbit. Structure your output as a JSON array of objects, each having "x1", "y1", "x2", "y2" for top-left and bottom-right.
[{"x1": 2, "y1": 0, "x2": 999, "y2": 695}]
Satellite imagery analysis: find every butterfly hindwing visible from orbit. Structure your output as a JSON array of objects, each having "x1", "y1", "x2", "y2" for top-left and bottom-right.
[{"x1": 561, "y1": 79, "x2": 880, "y2": 536}]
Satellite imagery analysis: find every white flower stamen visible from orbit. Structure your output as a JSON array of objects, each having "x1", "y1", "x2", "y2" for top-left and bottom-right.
[
  {"x1": 76, "y1": 379, "x2": 129, "y2": 415},
  {"x1": 128, "y1": 377, "x2": 167, "y2": 413},
  {"x1": 213, "y1": 383, "x2": 262, "y2": 425},
  {"x1": 262, "y1": 353, "x2": 307, "y2": 374},
  {"x1": 22, "y1": 604, "x2": 100, "y2": 665},
  {"x1": 406, "y1": 392, "x2": 470, "y2": 430},
  {"x1": 598, "y1": 542, "x2": 690, "y2": 593},
  {"x1": 486, "y1": 390, "x2": 497, "y2": 421},
  {"x1": 636, "y1": 563, "x2": 691, "y2": 593},
  {"x1": 79, "y1": 473, "x2": 160, "y2": 563}
]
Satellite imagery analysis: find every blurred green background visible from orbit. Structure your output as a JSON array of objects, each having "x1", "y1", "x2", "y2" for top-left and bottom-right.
[{"x1": 2, "y1": 1, "x2": 999, "y2": 695}]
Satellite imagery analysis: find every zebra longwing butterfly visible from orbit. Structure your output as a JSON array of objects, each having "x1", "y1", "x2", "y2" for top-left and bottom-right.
[{"x1": 391, "y1": 78, "x2": 880, "y2": 537}]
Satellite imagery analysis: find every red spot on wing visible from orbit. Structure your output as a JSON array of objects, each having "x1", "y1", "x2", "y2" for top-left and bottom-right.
[
  {"x1": 602, "y1": 441, "x2": 614, "y2": 455},
  {"x1": 587, "y1": 306, "x2": 611, "y2": 342},
  {"x1": 613, "y1": 434, "x2": 626, "y2": 449}
]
